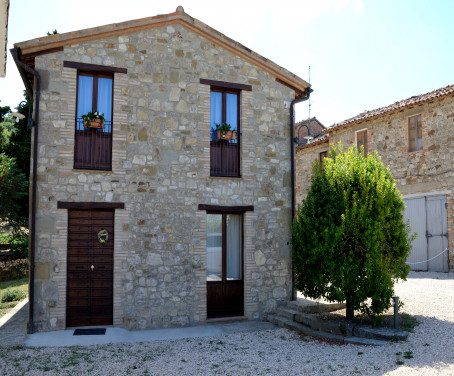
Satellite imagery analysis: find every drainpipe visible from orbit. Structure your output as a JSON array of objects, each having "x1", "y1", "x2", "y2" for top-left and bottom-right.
[
  {"x1": 10, "y1": 48, "x2": 40, "y2": 334},
  {"x1": 290, "y1": 87, "x2": 312, "y2": 301}
]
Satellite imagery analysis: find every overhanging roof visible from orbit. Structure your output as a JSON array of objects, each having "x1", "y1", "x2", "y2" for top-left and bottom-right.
[
  {"x1": 324, "y1": 83, "x2": 454, "y2": 134},
  {"x1": 13, "y1": 6, "x2": 310, "y2": 97}
]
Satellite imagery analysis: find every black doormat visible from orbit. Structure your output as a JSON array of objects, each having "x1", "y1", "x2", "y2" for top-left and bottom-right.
[{"x1": 73, "y1": 328, "x2": 106, "y2": 336}]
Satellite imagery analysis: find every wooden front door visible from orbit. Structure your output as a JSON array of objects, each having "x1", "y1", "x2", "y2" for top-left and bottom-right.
[
  {"x1": 67, "y1": 209, "x2": 114, "y2": 327},
  {"x1": 206, "y1": 214, "x2": 244, "y2": 319}
]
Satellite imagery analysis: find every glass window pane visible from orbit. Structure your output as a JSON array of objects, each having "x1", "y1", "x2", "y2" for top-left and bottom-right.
[
  {"x1": 416, "y1": 115, "x2": 422, "y2": 149},
  {"x1": 226, "y1": 214, "x2": 242, "y2": 280},
  {"x1": 77, "y1": 75, "x2": 93, "y2": 130},
  {"x1": 207, "y1": 214, "x2": 222, "y2": 281},
  {"x1": 226, "y1": 93, "x2": 238, "y2": 132}
]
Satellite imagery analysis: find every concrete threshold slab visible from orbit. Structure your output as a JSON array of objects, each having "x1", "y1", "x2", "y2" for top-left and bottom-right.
[
  {"x1": 24, "y1": 321, "x2": 276, "y2": 348},
  {"x1": 0, "y1": 298, "x2": 28, "y2": 328}
]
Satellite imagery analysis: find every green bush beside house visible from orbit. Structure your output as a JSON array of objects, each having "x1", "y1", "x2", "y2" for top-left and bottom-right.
[{"x1": 292, "y1": 142, "x2": 414, "y2": 323}]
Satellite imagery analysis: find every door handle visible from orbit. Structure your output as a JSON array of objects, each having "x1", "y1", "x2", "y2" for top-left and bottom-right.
[{"x1": 91, "y1": 265, "x2": 94, "y2": 272}]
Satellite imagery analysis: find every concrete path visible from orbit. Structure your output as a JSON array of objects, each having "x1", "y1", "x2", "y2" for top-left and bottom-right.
[
  {"x1": 0, "y1": 298, "x2": 29, "y2": 347},
  {"x1": 24, "y1": 320, "x2": 276, "y2": 347},
  {"x1": 0, "y1": 297, "x2": 276, "y2": 348}
]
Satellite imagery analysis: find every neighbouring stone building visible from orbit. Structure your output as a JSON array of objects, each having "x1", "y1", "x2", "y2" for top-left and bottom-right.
[
  {"x1": 294, "y1": 117, "x2": 325, "y2": 147},
  {"x1": 12, "y1": 7, "x2": 310, "y2": 332},
  {"x1": 296, "y1": 84, "x2": 454, "y2": 272}
]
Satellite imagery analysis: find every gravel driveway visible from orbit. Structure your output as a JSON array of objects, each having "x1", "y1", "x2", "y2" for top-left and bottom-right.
[{"x1": 1, "y1": 271, "x2": 454, "y2": 375}]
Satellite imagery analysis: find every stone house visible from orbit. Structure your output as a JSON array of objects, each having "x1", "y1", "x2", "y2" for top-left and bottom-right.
[
  {"x1": 11, "y1": 7, "x2": 311, "y2": 332},
  {"x1": 296, "y1": 84, "x2": 454, "y2": 272}
]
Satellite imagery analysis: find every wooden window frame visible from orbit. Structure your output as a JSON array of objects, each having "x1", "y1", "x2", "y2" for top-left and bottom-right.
[
  {"x1": 408, "y1": 115, "x2": 423, "y2": 152},
  {"x1": 76, "y1": 71, "x2": 114, "y2": 121},
  {"x1": 319, "y1": 150, "x2": 328, "y2": 166},
  {"x1": 74, "y1": 70, "x2": 114, "y2": 170},
  {"x1": 206, "y1": 212, "x2": 245, "y2": 283},
  {"x1": 209, "y1": 86, "x2": 241, "y2": 177},
  {"x1": 355, "y1": 128, "x2": 368, "y2": 155}
]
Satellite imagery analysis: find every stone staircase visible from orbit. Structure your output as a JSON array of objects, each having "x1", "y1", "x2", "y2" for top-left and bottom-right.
[{"x1": 266, "y1": 300, "x2": 409, "y2": 346}]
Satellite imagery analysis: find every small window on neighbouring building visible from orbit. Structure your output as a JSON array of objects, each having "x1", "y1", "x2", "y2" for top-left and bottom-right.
[
  {"x1": 356, "y1": 129, "x2": 368, "y2": 155},
  {"x1": 319, "y1": 151, "x2": 328, "y2": 166},
  {"x1": 408, "y1": 115, "x2": 422, "y2": 152}
]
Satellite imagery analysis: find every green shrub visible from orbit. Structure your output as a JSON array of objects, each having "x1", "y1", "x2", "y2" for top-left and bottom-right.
[
  {"x1": 1, "y1": 288, "x2": 26, "y2": 303},
  {"x1": 292, "y1": 143, "x2": 413, "y2": 322},
  {"x1": 0, "y1": 259, "x2": 29, "y2": 281},
  {"x1": 9, "y1": 231, "x2": 28, "y2": 259}
]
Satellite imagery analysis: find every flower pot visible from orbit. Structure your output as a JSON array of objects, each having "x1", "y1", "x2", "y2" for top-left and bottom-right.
[
  {"x1": 84, "y1": 118, "x2": 104, "y2": 129},
  {"x1": 217, "y1": 130, "x2": 236, "y2": 141}
]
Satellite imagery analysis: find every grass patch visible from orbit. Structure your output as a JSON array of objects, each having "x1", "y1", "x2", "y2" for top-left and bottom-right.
[
  {"x1": 0, "y1": 278, "x2": 28, "y2": 318},
  {"x1": 400, "y1": 313, "x2": 420, "y2": 333}
]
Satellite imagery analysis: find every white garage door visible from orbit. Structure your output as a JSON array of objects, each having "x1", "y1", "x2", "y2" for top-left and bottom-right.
[{"x1": 403, "y1": 195, "x2": 448, "y2": 272}]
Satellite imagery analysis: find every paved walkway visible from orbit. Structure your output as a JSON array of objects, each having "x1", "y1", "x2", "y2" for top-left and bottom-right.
[
  {"x1": 0, "y1": 302, "x2": 276, "y2": 348},
  {"x1": 0, "y1": 299, "x2": 29, "y2": 347},
  {"x1": 25, "y1": 321, "x2": 276, "y2": 347}
]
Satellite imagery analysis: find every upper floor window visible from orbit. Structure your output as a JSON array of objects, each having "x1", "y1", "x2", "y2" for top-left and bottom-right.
[
  {"x1": 408, "y1": 115, "x2": 422, "y2": 152},
  {"x1": 210, "y1": 88, "x2": 240, "y2": 177},
  {"x1": 74, "y1": 72, "x2": 113, "y2": 170},
  {"x1": 356, "y1": 129, "x2": 368, "y2": 156}
]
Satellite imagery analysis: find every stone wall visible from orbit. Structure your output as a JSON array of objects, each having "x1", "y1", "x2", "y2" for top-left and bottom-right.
[
  {"x1": 32, "y1": 23, "x2": 296, "y2": 331},
  {"x1": 295, "y1": 95, "x2": 454, "y2": 269}
]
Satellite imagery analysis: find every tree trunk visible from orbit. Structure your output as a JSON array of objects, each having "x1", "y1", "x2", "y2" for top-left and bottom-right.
[{"x1": 346, "y1": 296, "x2": 354, "y2": 321}]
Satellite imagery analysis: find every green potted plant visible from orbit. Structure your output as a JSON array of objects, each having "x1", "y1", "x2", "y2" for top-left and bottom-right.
[
  {"x1": 215, "y1": 123, "x2": 236, "y2": 141},
  {"x1": 82, "y1": 111, "x2": 105, "y2": 129}
]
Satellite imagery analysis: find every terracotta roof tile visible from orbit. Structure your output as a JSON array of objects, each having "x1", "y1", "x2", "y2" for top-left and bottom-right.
[{"x1": 324, "y1": 83, "x2": 454, "y2": 133}]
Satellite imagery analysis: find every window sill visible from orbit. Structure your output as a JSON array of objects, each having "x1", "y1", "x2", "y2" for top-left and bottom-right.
[
  {"x1": 206, "y1": 316, "x2": 247, "y2": 323},
  {"x1": 72, "y1": 169, "x2": 112, "y2": 173},
  {"x1": 209, "y1": 175, "x2": 242, "y2": 180},
  {"x1": 407, "y1": 148, "x2": 424, "y2": 154}
]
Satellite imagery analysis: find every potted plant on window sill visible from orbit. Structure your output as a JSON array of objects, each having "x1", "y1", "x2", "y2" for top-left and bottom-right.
[
  {"x1": 215, "y1": 123, "x2": 236, "y2": 141},
  {"x1": 82, "y1": 111, "x2": 105, "y2": 129}
]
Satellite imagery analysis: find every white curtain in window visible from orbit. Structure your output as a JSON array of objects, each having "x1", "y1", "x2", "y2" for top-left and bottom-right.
[
  {"x1": 226, "y1": 93, "x2": 238, "y2": 132},
  {"x1": 76, "y1": 75, "x2": 93, "y2": 130},
  {"x1": 226, "y1": 214, "x2": 241, "y2": 280},
  {"x1": 210, "y1": 92, "x2": 222, "y2": 131},
  {"x1": 97, "y1": 77, "x2": 113, "y2": 133},
  {"x1": 206, "y1": 214, "x2": 222, "y2": 281}
]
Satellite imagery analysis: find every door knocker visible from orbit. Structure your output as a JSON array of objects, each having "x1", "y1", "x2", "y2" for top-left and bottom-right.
[{"x1": 98, "y1": 229, "x2": 109, "y2": 244}]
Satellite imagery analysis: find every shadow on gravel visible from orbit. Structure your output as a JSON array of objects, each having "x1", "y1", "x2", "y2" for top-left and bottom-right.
[{"x1": 404, "y1": 270, "x2": 454, "y2": 279}]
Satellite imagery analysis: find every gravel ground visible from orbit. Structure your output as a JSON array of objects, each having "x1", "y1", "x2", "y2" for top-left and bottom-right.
[{"x1": 1, "y1": 271, "x2": 454, "y2": 376}]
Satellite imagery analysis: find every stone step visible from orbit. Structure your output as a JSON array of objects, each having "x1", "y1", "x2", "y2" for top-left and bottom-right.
[
  {"x1": 353, "y1": 325, "x2": 408, "y2": 341},
  {"x1": 267, "y1": 314, "x2": 345, "y2": 343},
  {"x1": 275, "y1": 306, "x2": 299, "y2": 320},
  {"x1": 294, "y1": 312, "x2": 354, "y2": 336},
  {"x1": 267, "y1": 314, "x2": 388, "y2": 346},
  {"x1": 287, "y1": 300, "x2": 346, "y2": 314}
]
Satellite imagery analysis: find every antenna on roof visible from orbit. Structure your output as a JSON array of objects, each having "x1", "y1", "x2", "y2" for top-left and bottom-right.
[{"x1": 308, "y1": 65, "x2": 311, "y2": 119}]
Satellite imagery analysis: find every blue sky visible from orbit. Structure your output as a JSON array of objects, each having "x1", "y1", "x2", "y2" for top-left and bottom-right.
[{"x1": 1, "y1": 0, "x2": 453, "y2": 126}]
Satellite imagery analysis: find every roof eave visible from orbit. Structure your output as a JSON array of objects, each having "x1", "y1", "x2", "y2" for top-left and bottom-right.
[{"x1": 14, "y1": 9, "x2": 310, "y2": 96}]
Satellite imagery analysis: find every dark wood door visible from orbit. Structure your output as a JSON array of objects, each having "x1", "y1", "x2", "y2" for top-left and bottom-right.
[
  {"x1": 67, "y1": 209, "x2": 114, "y2": 327},
  {"x1": 207, "y1": 214, "x2": 244, "y2": 319}
]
